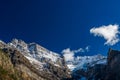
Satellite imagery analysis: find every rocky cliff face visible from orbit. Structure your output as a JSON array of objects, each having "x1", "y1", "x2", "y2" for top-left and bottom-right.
[
  {"x1": 0, "y1": 39, "x2": 71, "y2": 80},
  {"x1": 71, "y1": 48, "x2": 120, "y2": 80},
  {"x1": 105, "y1": 49, "x2": 120, "y2": 80}
]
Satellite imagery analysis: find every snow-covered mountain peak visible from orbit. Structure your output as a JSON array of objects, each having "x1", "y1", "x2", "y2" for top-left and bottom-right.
[
  {"x1": 11, "y1": 38, "x2": 27, "y2": 48},
  {"x1": 7, "y1": 39, "x2": 63, "y2": 70},
  {"x1": 28, "y1": 42, "x2": 50, "y2": 54}
]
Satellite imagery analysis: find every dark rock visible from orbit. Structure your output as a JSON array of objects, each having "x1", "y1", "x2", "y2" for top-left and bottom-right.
[
  {"x1": 105, "y1": 49, "x2": 120, "y2": 80},
  {"x1": 71, "y1": 48, "x2": 120, "y2": 80}
]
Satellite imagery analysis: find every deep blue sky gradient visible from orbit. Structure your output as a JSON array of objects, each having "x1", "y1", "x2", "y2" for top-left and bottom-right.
[{"x1": 0, "y1": 0, "x2": 120, "y2": 55}]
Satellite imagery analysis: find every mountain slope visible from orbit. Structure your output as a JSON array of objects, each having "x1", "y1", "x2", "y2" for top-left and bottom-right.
[
  {"x1": 65, "y1": 54, "x2": 106, "y2": 71},
  {"x1": 2, "y1": 39, "x2": 120, "y2": 80},
  {"x1": 0, "y1": 49, "x2": 19, "y2": 80},
  {"x1": 0, "y1": 39, "x2": 71, "y2": 80},
  {"x1": 8, "y1": 39, "x2": 65, "y2": 68}
]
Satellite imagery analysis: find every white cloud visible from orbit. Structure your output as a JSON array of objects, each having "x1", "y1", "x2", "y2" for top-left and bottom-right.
[
  {"x1": 73, "y1": 48, "x2": 84, "y2": 53},
  {"x1": 85, "y1": 46, "x2": 90, "y2": 52},
  {"x1": 90, "y1": 24, "x2": 120, "y2": 45},
  {"x1": 62, "y1": 46, "x2": 90, "y2": 61},
  {"x1": 62, "y1": 48, "x2": 74, "y2": 61}
]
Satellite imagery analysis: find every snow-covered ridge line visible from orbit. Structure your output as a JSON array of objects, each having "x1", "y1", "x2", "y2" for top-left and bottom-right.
[
  {"x1": 66, "y1": 54, "x2": 107, "y2": 71},
  {"x1": 7, "y1": 38, "x2": 61, "y2": 61}
]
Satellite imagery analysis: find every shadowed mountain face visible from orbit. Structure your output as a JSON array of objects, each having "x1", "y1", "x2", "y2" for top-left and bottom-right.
[
  {"x1": 71, "y1": 49, "x2": 120, "y2": 80},
  {"x1": 105, "y1": 49, "x2": 120, "y2": 80}
]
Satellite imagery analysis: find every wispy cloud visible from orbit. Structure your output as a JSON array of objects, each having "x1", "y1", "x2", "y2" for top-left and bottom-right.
[
  {"x1": 73, "y1": 48, "x2": 84, "y2": 53},
  {"x1": 90, "y1": 24, "x2": 120, "y2": 45},
  {"x1": 62, "y1": 46, "x2": 90, "y2": 61},
  {"x1": 85, "y1": 46, "x2": 90, "y2": 52},
  {"x1": 62, "y1": 48, "x2": 74, "y2": 61}
]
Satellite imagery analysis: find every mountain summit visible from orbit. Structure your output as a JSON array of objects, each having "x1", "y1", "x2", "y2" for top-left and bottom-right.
[{"x1": 8, "y1": 39, "x2": 64, "y2": 68}]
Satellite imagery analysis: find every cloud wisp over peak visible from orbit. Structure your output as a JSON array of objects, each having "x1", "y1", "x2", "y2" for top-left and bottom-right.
[
  {"x1": 62, "y1": 46, "x2": 90, "y2": 61},
  {"x1": 90, "y1": 24, "x2": 120, "y2": 46}
]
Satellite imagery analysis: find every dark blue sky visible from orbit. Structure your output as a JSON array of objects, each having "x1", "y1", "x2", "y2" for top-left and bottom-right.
[{"x1": 0, "y1": 0, "x2": 120, "y2": 55}]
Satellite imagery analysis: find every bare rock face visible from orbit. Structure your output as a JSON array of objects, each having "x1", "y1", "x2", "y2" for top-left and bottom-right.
[
  {"x1": 105, "y1": 49, "x2": 120, "y2": 80},
  {"x1": 2, "y1": 48, "x2": 48, "y2": 80},
  {"x1": 1, "y1": 48, "x2": 71, "y2": 80},
  {"x1": 0, "y1": 39, "x2": 71, "y2": 80}
]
